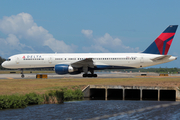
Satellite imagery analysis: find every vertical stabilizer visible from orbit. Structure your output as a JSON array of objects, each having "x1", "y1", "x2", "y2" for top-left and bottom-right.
[{"x1": 143, "y1": 25, "x2": 178, "y2": 55}]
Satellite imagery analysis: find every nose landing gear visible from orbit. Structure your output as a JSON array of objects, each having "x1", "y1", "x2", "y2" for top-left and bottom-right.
[
  {"x1": 21, "y1": 74, "x2": 24, "y2": 78},
  {"x1": 21, "y1": 69, "x2": 25, "y2": 78}
]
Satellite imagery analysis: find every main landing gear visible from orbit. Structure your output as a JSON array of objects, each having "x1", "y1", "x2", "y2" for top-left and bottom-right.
[
  {"x1": 82, "y1": 74, "x2": 97, "y2": 77},
  {"x1": 21, "y1": 69, "x2": 25, "y2": 78},
  {"x1": 82, "y1": 69, "x2": 98, "y2": 77}
]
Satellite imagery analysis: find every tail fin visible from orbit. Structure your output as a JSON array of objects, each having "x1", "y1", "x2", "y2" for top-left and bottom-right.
[{"x1": 143, "y1": 25, "x2": 178, "y2": 55}]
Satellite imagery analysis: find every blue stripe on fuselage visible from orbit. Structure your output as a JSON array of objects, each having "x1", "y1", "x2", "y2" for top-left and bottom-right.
[{"x1": 93, "y1": 65, "x2": 136, "y2": 70}]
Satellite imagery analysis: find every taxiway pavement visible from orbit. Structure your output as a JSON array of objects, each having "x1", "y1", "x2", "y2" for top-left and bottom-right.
[{"x1": 0, "y1": 72, "x2": 162, "y2": 79}]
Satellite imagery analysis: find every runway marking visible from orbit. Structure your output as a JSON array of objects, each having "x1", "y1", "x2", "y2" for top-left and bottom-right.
[
  {"x1": 85, "y1": 102, "x2": 180, "y2": 120},
  {"x1": 6, "y1": 77, "x2": 13, "y2": 79}
]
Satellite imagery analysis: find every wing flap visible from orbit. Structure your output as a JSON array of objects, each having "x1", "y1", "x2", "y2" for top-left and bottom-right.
[{"x1": 71, "y1": 58, "x2": 94, "y2": 68}]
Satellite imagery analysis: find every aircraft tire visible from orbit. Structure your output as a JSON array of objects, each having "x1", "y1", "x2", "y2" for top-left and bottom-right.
[
  {"x1": 21, "y1": 74, "x2": 24, "y2": 78},
  {"x1": 88, "y1": 74, "x2": 93, "y2": 77},
  {"x1": 83, "y1": 74, "x2": 88, "y2": 77},
  {"x1": 93, "y1": 74, "x2": 97, "y2": 77}
]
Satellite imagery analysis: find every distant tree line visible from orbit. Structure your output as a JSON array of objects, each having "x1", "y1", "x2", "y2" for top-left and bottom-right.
[
  {"x1": 127, "y1": 67, "x2": 180, "y2": 74},
  {"x1": 107, "y1": 68, "x2": 180, "y2": 74}
]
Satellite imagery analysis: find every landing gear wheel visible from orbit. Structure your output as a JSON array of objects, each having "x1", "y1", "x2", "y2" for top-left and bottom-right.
[
  {"x1": 83, "y1": 74, "x2": 97, "y2": 77},
  {"x1": 20, "y1": 69, "x2": 24, "y2": 78},
  {"x1": 21, "y1": 74, "x2": 24, "y2": 78},
  {"x1": 88, "y1": 74, "x2": 93, "y2": 77},
  {"x1": 83, "y1": 74, "x2": 88, "y2": 77},
  {"x1": 93, "y1": 74, "x2": 97, "y2": 77}
]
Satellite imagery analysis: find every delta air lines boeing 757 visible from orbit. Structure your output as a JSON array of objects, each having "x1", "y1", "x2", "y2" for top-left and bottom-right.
[{"x1": 1, "y1": 25, "x2": 178, "y2": 78}]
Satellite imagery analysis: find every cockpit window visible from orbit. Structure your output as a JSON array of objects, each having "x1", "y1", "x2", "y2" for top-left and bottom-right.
[{"x1": 6, "y1": 58, "x2": 11, "y2": 61}]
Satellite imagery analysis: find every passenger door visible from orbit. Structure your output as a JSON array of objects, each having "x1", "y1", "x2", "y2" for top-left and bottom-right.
[
  {"x1": 16, "y1": 57, "x2": 19, "y2": 64},
  {"x1": 140, "y1": 57, "x2": 144, "y2": 67},
  {"x1": 48, "y1": 57, "x2": 53, "y2": 64}
]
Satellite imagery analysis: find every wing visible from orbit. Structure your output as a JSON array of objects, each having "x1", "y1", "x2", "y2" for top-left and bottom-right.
[
  {"x1": 151, "y1": 55, "x2": 171, "y2": 61},
  {"x1": 71, "y1": 58, "x2": 95, "y2": 68}
]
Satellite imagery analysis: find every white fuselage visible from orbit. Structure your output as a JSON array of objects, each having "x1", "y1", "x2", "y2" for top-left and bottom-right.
[{"x1": 1, "y1": 53, "x2": 177, "y2": 70}]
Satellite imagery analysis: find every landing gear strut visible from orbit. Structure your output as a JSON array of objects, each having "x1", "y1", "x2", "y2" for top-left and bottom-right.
[{"x1": 21, "y1": 69, "x2": 25, "y2": 78}]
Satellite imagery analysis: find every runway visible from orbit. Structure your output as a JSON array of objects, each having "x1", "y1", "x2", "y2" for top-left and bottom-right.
[
  {"x1": 0, "y1": 72, "x2": 162, "y2": 79},
  {"x1": 0, "y1": 73, "x2": 133, "y2": 79},
  {"x1": 1, "y1": 72, "x2": 180, "y2": 79}
]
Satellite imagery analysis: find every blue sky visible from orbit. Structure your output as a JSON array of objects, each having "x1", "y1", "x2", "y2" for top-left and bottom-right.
[{"x1": 0, "y1": 0, "x2": 180, "y2": 68}]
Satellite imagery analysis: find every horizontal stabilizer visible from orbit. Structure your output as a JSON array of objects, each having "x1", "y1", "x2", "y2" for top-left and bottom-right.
[{"x1": 151, "y1": 55, "x2": 171, "y2": 61}]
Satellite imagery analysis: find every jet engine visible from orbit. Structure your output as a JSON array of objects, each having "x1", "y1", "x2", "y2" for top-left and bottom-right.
[{"x1": 55, "y1": 64, "x2": 80, "y2": 75}]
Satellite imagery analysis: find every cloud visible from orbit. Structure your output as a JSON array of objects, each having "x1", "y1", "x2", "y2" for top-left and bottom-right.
[
  {"x1": 0, "y1": 34, "x2": 35, "y2": 57},
  {"x1": 82, "y1": 29, "x2": 140, "y2": 53},
  {"x1": 83, "y1": 45, "x2": 109, "y2": 53},
  {"x1": 5, "y1": 34, "x2": 25, "y2": 48},
  {"x1": 0, "y1": 13, "x2": 35, "y2": 35},
  {"x1": 0, "y1": 12, "x2": 75, "y2": 57},
  {"x1": 44, "y1": 38, "x2": 74, "y2": 52},
  {"x1": 81, "y1": 29, "x2": 93, "y2": 38}
]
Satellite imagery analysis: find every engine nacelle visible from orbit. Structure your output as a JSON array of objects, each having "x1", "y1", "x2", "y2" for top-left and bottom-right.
[{"x1": 55, "y1": 64, "x2": 79, "y2": 75}]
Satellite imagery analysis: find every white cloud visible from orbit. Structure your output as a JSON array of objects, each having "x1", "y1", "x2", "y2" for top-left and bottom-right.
[
  {"x1": 6, "y1": 34, "x2": 25, "y2": 48},
  {"x1": 44, "y1": 38, "x2": 74, "y2": 53},
  {"x1": 0, "y1": 34, "x2": 24, "y2": 49},
  {"x1": 0, "y1": 12, "x2": 74, "y2": 57},
  {"x1": 81, "y1": 29, "x2": 93, "y2": 38},
  {"x1": 83, "y1": 45, "x2": 109, "y2": 53},
  {"x1": 0, "y1": 34, "x2": 35, "y2": 57},
  {"x1": 82, "y1": 29, "x2": 140, "y2": 53},
  {"x1": 0, "y1": 13, "x2": 35, "y2": 35}
]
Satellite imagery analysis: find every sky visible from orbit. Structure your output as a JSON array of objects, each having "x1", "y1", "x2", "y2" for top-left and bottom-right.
[{"x1": 0, "y1": 0, "x2": 180, "y2": 68}]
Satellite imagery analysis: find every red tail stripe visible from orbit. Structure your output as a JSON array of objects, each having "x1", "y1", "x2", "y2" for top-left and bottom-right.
[
  {"x1": 154, "y1": 33, "x2": 175, "y2": 55},
  {"x1": 157, "y1": 33, "x2": 175, "y2": 41},
  {"x1": 164, "y1": 39, "x2": 173, "y2": 55},
  {"x1": 155, "y1": 38, "x2": 163, "y2": 54}
]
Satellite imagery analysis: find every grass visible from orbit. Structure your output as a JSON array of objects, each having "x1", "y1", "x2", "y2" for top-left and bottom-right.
[
  {"x1": 0, "y1": 93, "x2": 44, "y2": 109},
  {"x1": 0, "y1": 88, "x2": 83, "y2": 109},
  {"x1": 0, "y1": 77, "x2": 180, "y2": 95},
  {"x1": 0, "y1": 77, "x2": 179, "y2": 109}
]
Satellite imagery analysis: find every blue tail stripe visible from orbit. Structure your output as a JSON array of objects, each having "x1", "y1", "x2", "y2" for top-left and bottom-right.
[
  {"x1": 163, "y1": 25, "x2": 178, "y2": 33},
  {"x1": 142, "y1": 42, "x2": 160, "y2": 54}
]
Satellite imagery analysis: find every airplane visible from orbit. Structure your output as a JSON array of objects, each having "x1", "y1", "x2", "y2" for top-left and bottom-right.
[{"x1": 1, "y1": 25, "x2": 178, "y2": 78}]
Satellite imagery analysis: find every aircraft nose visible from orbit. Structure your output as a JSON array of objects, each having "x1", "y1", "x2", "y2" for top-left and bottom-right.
[{"x1": 1, "y1": 62, "x2": 6, "y2": 68}]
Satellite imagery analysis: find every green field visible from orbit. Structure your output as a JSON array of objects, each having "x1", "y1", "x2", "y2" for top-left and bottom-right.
[{"x1": 0, "y1": 77, "x2": 180, "y2": 95}]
